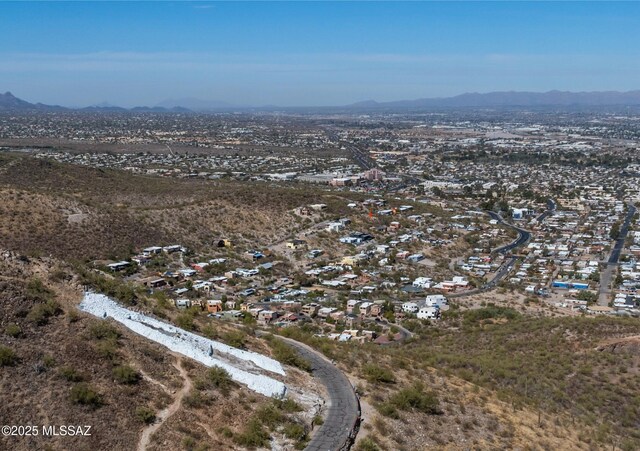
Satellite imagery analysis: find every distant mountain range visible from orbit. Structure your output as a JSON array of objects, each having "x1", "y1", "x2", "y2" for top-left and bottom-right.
[
  {"x1": 0, "y1": 91, "x2": 190, "y2": 113},
  {"x1": 3, "y1": 90, "x2": 640, "y2": 113},
  {"x1": 155, "y1": 97, "x2": 237, "y2": 111},
  {"x1": 346, "y1": 90, "x2": 640, "y2": 109}
]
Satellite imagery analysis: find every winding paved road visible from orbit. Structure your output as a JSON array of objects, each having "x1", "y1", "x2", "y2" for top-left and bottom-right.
[
  {"x1": 451, "y1": 206, "x2": 547, "y2": 298},
  {"x1": 275, "y1": 336, "x2": 360, "y2": 451},
  {"x1": 488, "y1": 211, "x2": 532, "y2": 255}
]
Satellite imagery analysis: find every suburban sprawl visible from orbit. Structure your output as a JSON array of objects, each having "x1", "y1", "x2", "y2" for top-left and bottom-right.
[{"x1": 1, "y1": 105, "x2": 640, "y2": 451}]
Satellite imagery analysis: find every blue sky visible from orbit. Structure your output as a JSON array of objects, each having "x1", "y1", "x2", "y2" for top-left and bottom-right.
[{"x1": 1, "y1": 1, "x2": 639, "y2": 107}]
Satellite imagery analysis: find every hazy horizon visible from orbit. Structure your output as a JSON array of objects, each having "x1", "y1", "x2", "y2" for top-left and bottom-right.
[{"x1": 2, "y1": 1, "x2": 639, "y2": 107}]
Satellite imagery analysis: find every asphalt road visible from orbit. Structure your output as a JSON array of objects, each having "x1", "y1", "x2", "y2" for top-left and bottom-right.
[
  {"x1": 487, "y1": 211, "x2": 532, "y2": 255},
  {"x1": 451, "y1": 209, "x2": 538, "y2": 298},
  {"x1": 275, "y1": 336, "x2": 360, "y2": 451},
  {"x1": 535, "y1": 199, "x2": 557, "y2": 223},
  {"x1": 608, "y1": 204, "x2": 637, "y2": 264},
  {"x1": 599, "y1": 203, "x2": 636, "y2": 305}
]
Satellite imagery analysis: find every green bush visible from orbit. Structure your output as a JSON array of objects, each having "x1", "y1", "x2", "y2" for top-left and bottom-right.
[
  {"x1": 0, "y1": 345, "x2": 17, "y2": 366},
  {"x1": 274, "y1": 398, "x2": 302, "y2": 413},
  {"x1": 388, "y1": 383, "x2": 442, "y2": 415},
  {"x1": 222, "y1": 329, "x2": 246, "y2": 348},
  {"x1": 112, "y1": 365, "x2": 140, "y2": 384},
  {"x1": 219, "y1": 426, "x2": 234, "y2": 438},
  {"x1": 269, "y1": 339, "x2": 311, "y2": 372},
  {"x1": 176, "y1": 313, "x2": 195, "y2": 331},
  {"x1": 95, "y1": 339, "x2": 120, "y2": 361},
  {"x1": 59, "y1": 365, "x2": 85, "y2": 382},
  {"x1": 376, "y1": 402, "x2": 399, "y2": 419},
  {"x1": 355, "y1": 437, "x2": 382, "y2": 451},
  {"x1": 70, "y1": 383, "x2": 103, "y2": 409},
  {"x1": 255, "y1": 403, "x2": 284, "y2": 429},
  {"x1": 26, "y1": 278, "x2": 54, "y2": 302},
  {"x1": 234, "y1": 418, "x2": 269, "y2": 448},
  {"x1": 283, "y1": 422, "x2": 306, "y2": 441},
  {"x1": 4, "y1": 324, "x2": 22, "y2": 338},
  {"x1": 135, "y1": 406, "x2": 156, "y2": 424},
  {"x1": 89, "y1": 321, "x2": 121, "y2": 340},
  {"x1": 27, "y1": 299, "x2": 62, "y2": 325},
  {"x1": 206, "y1": 366, "x2": 234, "y2": 391},
  {"x1": 463, "y1": 305, "x2": 520, "y2": 324},
  {"x1": 362, "y1": 364, "x2": 395, "y2": 384},
  {"x1": 184, "y1": 389, "x2": 213, "y2": 408}
]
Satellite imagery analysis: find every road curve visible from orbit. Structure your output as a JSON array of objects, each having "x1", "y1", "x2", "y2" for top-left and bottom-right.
[
  {"x1": 275, "y1": 336, "x2": 360, "y2": 451},
  {"x1": 450, "y1": 209, "x2": 536, "y2": 298}
]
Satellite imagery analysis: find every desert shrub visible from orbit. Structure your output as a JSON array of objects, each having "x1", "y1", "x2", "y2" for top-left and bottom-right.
[
  {"x1": 234, "y1": 418, "x2": 269, "y2": 448},
  {"x1": 95, "y1": 339, "x2": 120, "y2": 361},
  {"x1": 27, "y1": 299, "x2": 62, "y2": 325},
  {"x1": 206, "y1": 366, "x2": 234, "y2": 391},
  {"x1": 176, "y1": 313, "x2": 195, "y2": 331},
  {"x1": 43, "y1": 355, "x2": 56, "y2": 368},
  {"x1": 70, "y1": 383, "x2": 103, "y2": 409},
  {"x1": 312, "y1": 414, "x2": 324, "y2": 426},
  {"x1": 274, "y1": 398, "x2": 302, "y2": 413},
  {"x1": 0, "y1": 345, "x2": 17, "y2": 366},
  {"x1": 26, "y1": 278, "x2": 54, "y2": 302},
  {"x1": 463, "y1": 305, "x2": 520, "y2": 324},
  {"x1": 4, "y1": 324, "x2": 22, "y2": 338},
  {"x1": 222, "y1": 329, "x2": 246, "y2": 348},
  {"x1": 283, "y1": 422, "x2": 306, "y2": 441},
  {"x1": 112, "y1": 365, "x2": 140, "y2": 384},
  {"x1": 255, "y1": 403, "x2": 284, "y2": 429},
  {"x1": 268, "y1": 339, "x2": 311, "y2": 371},
  {"x1": 387, "y1": 383, "x2": 442, "y2": 415},
  {"x1": 219, "y1": 426, "x2": 234, "y2": 438},
  {"x1": 362, "y1": 363, "x2": 395, "y2": 384},
  {"x1": 89, "y1": 321, "x2": 121, "y2": 340},
  {"x1": 135, "y1": 406, "x2": 156, "y2": 424},
  {"x1": 376, "y1": 402, "x2": 399, "y2": 419},
  {"x1": 201, "y1": 324, "x2": 218, "y2": 339},
  {"x1": 59, "y1": 365, "x2": 85, "y2": 382},
  {"x1": 355, "y1": 437, "x2": 382, "y2": 451},
  {"x1": 184, "y1": 389, "x2": 208, "y2": 408}
]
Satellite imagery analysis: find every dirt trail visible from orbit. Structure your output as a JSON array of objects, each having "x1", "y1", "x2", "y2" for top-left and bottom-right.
[{"x1": 137, "y1": 358, "x2": 192, "y2": 451}]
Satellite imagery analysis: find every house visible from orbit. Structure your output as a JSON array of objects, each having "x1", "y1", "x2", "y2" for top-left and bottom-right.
[
  {"x1": 412, "y1": 277, "x2": 433, "y2": 289},
  {"x1": 425, "y1": 294, "x2": 447, "y2": 307},
  {"x1": 327, "y1": 222, "x2": 346, "y2": 232},
  {"x1": 346, "y1": 299, "x2": 361, "y2": 314},
  {"x1": 217, "y1": 239, "x2": 232, "y2": 248},
  {"x1": 369, "y1": 303, "x2": 384, "y2": 317},
  {"x1": 107, "y1": 261, "x2": 130, "y2": 271},
  {"x1": 286, "y1": 239, "x2": 307, "y2": 250},
  {"x1": 143, "y1": 246, "x2": 163, "y2": 256},
  {"x1": 131, "y1": 255, "x2": 151, "y2": 265},
  {"x1": 318, "y1": 307, "x2": 337, "y2": 319},
  {"x1": 330, "y1": 310, "x2": 345, "y2": 321},
  {"x1": 146, "y1": 278, "x2": 167, "y2": 289},
  {"x1": 258, "y1": 310, "x2": 279, "y2": 325},
  {"x1": 175, "y1": 299, "x2": 191, "y2": 309},
  {"x1": 402, "y1": 302, "x2": 419, "y2": 313},
  {"x1": 163, "y1": 245, "x2": 184, "y2": 253},
  {"x1": 359, "y1": 302, "x2": 373, "y2": 316},
  {"x1": 206, "y1": 300, "x2": 223, "y2": 313},
  {"x1": 301, "y1": 303, "x2": 320, "y2": 317},
  {"x1": 417, "y1": 306, "x2": 440, "y2": 320},
  {"x1": 191, "y1": 262, "x2": 210, "y2": 271}
]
